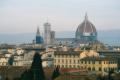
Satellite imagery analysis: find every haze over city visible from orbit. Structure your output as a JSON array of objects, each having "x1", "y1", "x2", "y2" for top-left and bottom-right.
[
  {"x1": 1, "y1": 0, "x2": 120, "y2": 80},
  {"x1": 0, "y1": 0, "x2": 120, "y2": 34}
]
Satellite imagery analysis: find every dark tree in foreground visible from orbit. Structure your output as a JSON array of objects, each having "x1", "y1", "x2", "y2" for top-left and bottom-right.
[
  {"x1": 51, "y1": 66, "x2": 60, "y2": 80},
  {"x1": 8, "y1": 55, "x2": 14, "y2": 66},
  {"x1": 108, "y1": 69, "x2": 114, "y2": 80},
  {"x1": 21, "y1": 51, "x2": 45, "y2": 80},
  {"x1": 31, "y1": 52, "x2": 45, "y2": 80},
  {"x1": 13, "y1": 77, "x2": 21, "y2": 80},
  {"x1": 20, "y1": 70, "x2": 33, "y2": 80},
  {"x1": 97, "y1": 76, "x2": 105, "y2": 80},
  {"x1": 5, "y1": 77, "x2": 9, "y2": 80}
]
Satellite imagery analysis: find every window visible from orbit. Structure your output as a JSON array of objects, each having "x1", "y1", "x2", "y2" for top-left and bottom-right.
[
  {"x1": 115, "y1": 68, "x2": 117, "y2": 71},
  {"x1": 89, "y1": 61, "x2": 90, "y2": 64},
  {"x1": 104, "y1": 61, "x2": 106, "y2": 64},
  {"x1": 81, "y1": 61, "x2": 83, "y2": 64},
  {"x1": 62, "y1": 65, "x2": 64, "y2": 68},
  {"x1": 64, "y1": 55, "x2": 66, "y2": 58},
  {"x1": 66, "y1": 60, "x2": 68, "y2": 64},
  {"x1": 88, "y1": 67, "x2": 91, "y2": 71},
  {"x1": 104, "y1": 68, "x2": 106, "y2": 72},
  {"x1": 109, "y1": 61, "x2": 111, "y2": 64},
  {"x1": 69, "y1": 60, "x2": 71, "y2": 64},
  {"x1": 66, "y1": 65, "x2": 67, "y2": 68},
  {"x1": 73, "y1": 65, "x2": 76, "y2": 68},
  {"x1": 54, "y1": 60, "x2": 56, "y2": 63},
  {"x1": 69, "y1": 65, "x2": 71, "y2": 68},
  {"x1": 92, "y1": 67, "x2": 95, "y2": 71},
  {"x1": 58, "y1": 59, "x2": 60, "y2": 63},
  {"x1": 99, "y1": 67, "x2": 101, "y2": 71},
  {"x1": 54, "y1": 65, "x2": 56, "y2": 67},
  {"x1": 74, "y1": 60, "x2": 76, "y2": 63},
  {"x1": 92, "y1": 61, "x2": 95, "y2": 64},
  {"x1": 78, "y1": 60, "x2": 79, "y2": 63},
  {"x1": 62, "y1": 60, "x2": 64, "y2": 63},
  {"x1": 66, "y1": 55, "x2": 67, "y2": 58},
  {"x1": 59, "y1": 55, "x2": 61, "y2": 58},
  {"x1": 99, "y1": 61, "x2": 101, "y2": 64}
]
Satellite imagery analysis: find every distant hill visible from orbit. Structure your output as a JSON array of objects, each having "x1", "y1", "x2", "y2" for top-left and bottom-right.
[
  {"x1": 0, "y1": 33, "x2": 35, "y2": 44},
  {"x1": 0, "y1": 30, "x2": 120, "y2": 46},
  {"x1": 98, "y1": 30, "x2": 120, "y2": 46}
]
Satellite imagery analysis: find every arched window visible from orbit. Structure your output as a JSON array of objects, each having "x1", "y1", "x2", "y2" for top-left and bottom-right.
[
  {"x1": 92, "y1": 67, "x2": 95, "y2": 71},
  {"x1": 69, "y1": 65, "x2": 71, "y2": 68},
  {"x1": 89, "y1": 61, "x2": 90, "y2": 64},
  {"x1": 58, "y1": 59, "x2": 60, "y2": 63},
  {"x1": 99, "y1": 61, "x2": 101, "y2": 64},
  {"x1": 66, "y1": 65, "x2": 67, "y2": 68},
  {"x1": 69, "y1": 60, "x2": 71, "y2": 64},
  {"x1": 85, "y1": 61, "x2": 87, "y2": 64},
  {"x1": 92, "y1": 61, "x2": 95, "y2": 64},
  {"x1": 66, "y1": 60, "x2": 68, "y2": 64},
  {"x1": 62, "y1": 65, "x2": 64, "y2": 68},
  {"x1": 62, "y1": 59, "x2": 64, "y2": 63},
  {"x1": 99, "y1": 67, "x2": 101, "y2": 71},
  {"x1": 73, "y1": 65, "x2": 76, "y2": 68},
  {"x1": 81, "y1": 61, "x2": 83, "y2": 64},
  {"x1": 74, "y1": 60, "x2": 76, "y2": 63},
  {"x1": 88, "y1": 67, "x2": 91, "y2": 71}
]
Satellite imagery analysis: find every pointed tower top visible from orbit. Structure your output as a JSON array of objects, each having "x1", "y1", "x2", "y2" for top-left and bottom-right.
[
  {"x1": 85, "y1": 12, "x2": 88, "y2": 20},
  {"x1": 36, "y1": 26, "x2": 40, "y2": 36}
]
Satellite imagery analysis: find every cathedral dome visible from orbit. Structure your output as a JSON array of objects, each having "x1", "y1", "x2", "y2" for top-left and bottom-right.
[
  {"x1": 75, "y1": 13, "x2": 97, "y2": 42},
  {"x1": 77, "y1": 19, "x2": 96, "y2": 34}
]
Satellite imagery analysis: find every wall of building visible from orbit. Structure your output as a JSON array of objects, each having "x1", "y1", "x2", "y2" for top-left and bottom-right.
[{"x1": 54, "y1": 51, "x2": 118, "y2": 73}]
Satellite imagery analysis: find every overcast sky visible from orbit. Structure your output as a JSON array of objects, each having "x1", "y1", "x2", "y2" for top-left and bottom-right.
[{"x1": 0, "y1": 0, "x2": 120, "y2": 34}]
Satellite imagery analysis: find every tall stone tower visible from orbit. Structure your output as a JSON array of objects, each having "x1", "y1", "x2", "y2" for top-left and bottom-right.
[
  {"x1": 50, "y1": 31, "x2": 55, "y2": 44},
  {"x1": 44, "y1": 22, "x2": 51, "y2": 45},
  {"x1": 36, "y1": 26, "x2": 43, "y2": 44}
]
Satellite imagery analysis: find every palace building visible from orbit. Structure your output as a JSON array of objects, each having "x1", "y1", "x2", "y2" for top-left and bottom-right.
[{"x1": 54, "y1": 50, "x2": 118, "y2": 73}]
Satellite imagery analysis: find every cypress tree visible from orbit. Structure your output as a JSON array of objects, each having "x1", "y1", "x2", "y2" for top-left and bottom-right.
[
  {"x1": 20, "y1": 69, "x2": 33, "y2": 80},
  {"x1": 31, "y1": 52, "x2": 45, "y2": 80},
  {"x1": 51, "y1": 66, "x2": 60, "y2": 80},
  {"x1": 21, "y1": 51, "x2": 45, "y2": 80},
  {"x1": 108, "y1": 69, "x2": 114, "y2": 80},
  {"x1": 5, "y1": 77, "x2": 9, "y2": 80},
  {"x1": 8, "y1": 55, "x2": 14, "y2": 66}
]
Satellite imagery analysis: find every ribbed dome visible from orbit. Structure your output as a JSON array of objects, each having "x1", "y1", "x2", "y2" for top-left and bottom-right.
[
  {"x1": 76, "y1": 19, "x2": 96, "y2": 34},
  {"x1": 76, "y1": 13, "x2": 97, "y2": 42}
]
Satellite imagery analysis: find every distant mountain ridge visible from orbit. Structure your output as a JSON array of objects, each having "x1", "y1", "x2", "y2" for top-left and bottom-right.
[{"x1": 0, "y1": 30, "x2": 120, "y2": 46}]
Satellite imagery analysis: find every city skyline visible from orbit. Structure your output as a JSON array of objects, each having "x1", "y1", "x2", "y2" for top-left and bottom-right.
[{"x1": 0, "y1": 0, "x2": 120, "y2": 34}]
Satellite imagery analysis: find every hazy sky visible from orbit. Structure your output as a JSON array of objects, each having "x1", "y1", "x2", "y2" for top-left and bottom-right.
[{"x1": 0, "y1": 0, "x2": 120, "y2": 34}]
